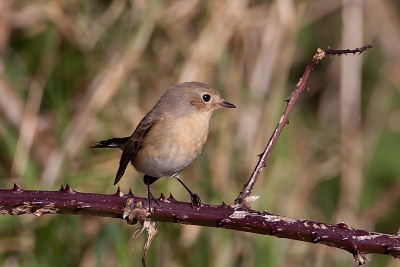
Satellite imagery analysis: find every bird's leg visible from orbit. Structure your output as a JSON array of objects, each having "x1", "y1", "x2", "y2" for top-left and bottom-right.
[
  {"x1": 174, "y1": 175, "x2": 201, "y2": 208},
  {"x1": 146, "y1": 184, "x2": 158, "y2": 211},
  {"x1": 143, "y1": 175, "x2": 159, "y2": 212}
]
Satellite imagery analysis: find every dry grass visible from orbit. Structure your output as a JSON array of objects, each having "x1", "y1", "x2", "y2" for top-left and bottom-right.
[{"x1": 1, "y1": 0, "x2": 400, "y2": 266}]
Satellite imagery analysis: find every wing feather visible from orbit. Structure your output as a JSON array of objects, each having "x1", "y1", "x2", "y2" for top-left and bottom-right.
[{"x1": 114, "y1": 110, "x2": 160, "y2": 185}]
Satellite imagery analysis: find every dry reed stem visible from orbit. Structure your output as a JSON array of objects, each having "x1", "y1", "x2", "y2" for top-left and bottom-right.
[
  {"x1": 359, "y1": 180, "x2": 400, "y2": 226},
  {"x1": 336, "y1": 0, "x2": 364, "y2": 228},
  {"x1": 179, "y1": 1, "x2": 247, "y2": 82},
  {"x1": 237, "y1": 2, "x2": 299, "y2": 182},
  {"x1": 11, "y1": 41, "x2": 57, "y2": 177},
  {"x1": 0, "y1": 76, "x2": 24, "y2": 130},
  {"x1": 356, "y1": 0, "x2": 400, "y2": 231},
  {"x1": 40, "y1": 1, "x2": 159, "y2": 185},
  {"x1": 80, "y1": 0, "x2": 127, "y2": 51},
  {"x1": 301, "y1": 0, "x2": 342, "y2": 26},
  {"x1": 0, "y1": 76, "x2": 62, "y2": 182}
]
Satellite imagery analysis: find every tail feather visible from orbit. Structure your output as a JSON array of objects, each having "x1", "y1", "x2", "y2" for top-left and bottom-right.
[{"x1": 91, "y1": 137, "x2": 129, "y2": 151}]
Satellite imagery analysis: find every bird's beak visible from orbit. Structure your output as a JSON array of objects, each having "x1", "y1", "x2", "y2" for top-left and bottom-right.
[{"x1": 219, "y1": 100, "x2": 236, "y2": 108}]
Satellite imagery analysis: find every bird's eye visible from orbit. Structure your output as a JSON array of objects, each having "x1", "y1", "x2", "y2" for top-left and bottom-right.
[{"x1": 202, "y1": 94, "x2": 211, "y2": 102}]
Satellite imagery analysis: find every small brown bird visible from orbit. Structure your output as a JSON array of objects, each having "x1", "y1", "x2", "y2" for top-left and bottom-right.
[{"x1": 92, "y1": 81, "x2": 235, "y2": 209}]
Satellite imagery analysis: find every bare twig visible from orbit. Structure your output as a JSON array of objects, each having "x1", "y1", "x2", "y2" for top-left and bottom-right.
[
  {"x1": 234, "y1": 44, "x2": 375, "y2": 206},
  {"x1": 325, "y1": 43, "x2": 376, "y2": 56}
]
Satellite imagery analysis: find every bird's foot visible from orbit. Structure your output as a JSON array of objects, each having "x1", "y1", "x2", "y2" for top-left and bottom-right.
[
  {"x1": 147, "y1": 191, "x2": 159, "y2": 212},
  {"x1": 190, "y1": 193, "x2": 202, "y2": 208}
]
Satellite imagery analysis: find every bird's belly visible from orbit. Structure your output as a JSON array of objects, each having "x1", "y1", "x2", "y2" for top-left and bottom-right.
[
  {"x1": 134, "y1": 146, "x2": 200, "y2": 177},
  {"x1": 132, "y1": 117, "x2": 209, "y2": 178}
]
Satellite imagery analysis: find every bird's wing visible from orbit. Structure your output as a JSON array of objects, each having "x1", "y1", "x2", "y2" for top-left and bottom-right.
[{"x1": 114, "y1": 110, "x2": 160, "y2": 185}]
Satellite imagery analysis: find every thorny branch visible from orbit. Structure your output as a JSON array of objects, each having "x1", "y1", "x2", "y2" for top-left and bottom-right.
[
  {"x1": 0, "y1": 44, "x2": 381, "y2": 266},
  {"x1": 234, "y1": 44, "x2": 376, "y2": 206},
  {"x1": 0, "y1": 182, "x2": 399, "y2": 266}
]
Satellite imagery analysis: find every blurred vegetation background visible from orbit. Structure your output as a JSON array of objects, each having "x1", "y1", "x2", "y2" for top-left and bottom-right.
[{"x1": 0, "y1": 0, "x2": 400, "y2": 266}]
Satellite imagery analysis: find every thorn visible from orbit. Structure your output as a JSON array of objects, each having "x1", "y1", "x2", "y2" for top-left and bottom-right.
[
  {"x1": 337, "y1": 222, "x2": 351, "y2": 230},
  {"x1": 127, "y1": 187, "x2": 134, "y2": 196},
  {"x1": 63, "y1": 183, "x2": 75, "y2": 193},
  {"x1": 217, "y1": 218, "x2": 231, "y2": 227},
  {"x1": 311, "y1": 232, "x2": 324, "y2": 243},
  {"x1": 59, "y1": 184, "x2": 64, "y2": 191},
  {"x1": 114, "y1": 186, "x2": 124, "y2": 197},
  {"x1": 284, "y1": 98, "x2": 290, "y2": 102},
  {"x1": 396, "y1": 229, "x2": 400, "y2": 237},
  {"x1": 221, "y1": 201, "x2": 227, "y2": 207},
  {"x1": 327, "y1": 46, "x2": 331, "y2": 50},
  {"x1": 158, "y1": 192, "x2": 166, "y2": 202},
  {"x1": 286, "y1": 119, "x2": 289, "y2": 125},
  {"x1": 306, "y1": 84, "x2": 310, "y2": 91},
  {"x1": 168, "y1": 192, "x2": 176, "y2": 201},
  {"x1": 12, "y1": 183, "x2": 22, "y2": 192},
  {"x1": 174, "y1": 214, "x2": 187, "y2": 223}
]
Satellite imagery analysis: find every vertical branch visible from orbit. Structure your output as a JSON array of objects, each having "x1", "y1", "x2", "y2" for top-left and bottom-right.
[
  {"x1": 235, "y1": 44, "x2": 375, "y2": 206},
  {"x1": 235, "y1": 48, "x2": 326, "y2": 205}
]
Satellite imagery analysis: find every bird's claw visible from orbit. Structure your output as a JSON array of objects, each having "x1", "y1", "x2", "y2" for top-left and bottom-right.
[{"x1": 190, "y1": 193, "x2": 201, "y2": 208}]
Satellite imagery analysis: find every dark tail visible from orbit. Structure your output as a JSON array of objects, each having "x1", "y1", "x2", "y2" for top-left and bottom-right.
[{"x1": 91, "y1": 137, "x2": 129, "y2": 151}]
